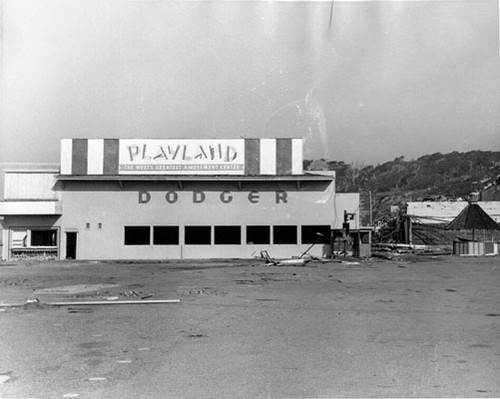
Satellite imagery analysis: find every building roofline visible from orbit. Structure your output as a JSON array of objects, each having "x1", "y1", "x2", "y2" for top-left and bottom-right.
[
  {"x1": 56, "y1": 173, "x2": 334, "y2": 182},
  {"x1": 3, "y1": 169, "x2": 60, "y2": 173}
]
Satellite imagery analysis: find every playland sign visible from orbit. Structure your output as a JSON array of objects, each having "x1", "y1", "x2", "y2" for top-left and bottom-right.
[{"x1": 119, "y1": 139, "x2": 245, "y2": 175}]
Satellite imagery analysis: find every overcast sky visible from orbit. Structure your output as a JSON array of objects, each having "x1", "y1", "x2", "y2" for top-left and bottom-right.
[{"x1": 1, "y1": 0, "x2": 499, "y2": 165}]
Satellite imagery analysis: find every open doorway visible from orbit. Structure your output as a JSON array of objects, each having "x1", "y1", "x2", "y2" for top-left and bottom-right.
[{"x1": 66, "y1": 232, "x2": 77, "y2": 259}]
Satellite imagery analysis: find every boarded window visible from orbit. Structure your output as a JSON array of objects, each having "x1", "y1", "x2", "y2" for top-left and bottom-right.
[
  {"x1": 185, "y1": 226, "x2": 211, "y2": 245},
  {"x1": 124, "y1": 226, "x2": 150, "y2": 245},
  {"x1": 214, "y1": 226, "x2": 241, "y2": 245},
  {"x1": 273, "y1": 225, "x2": 297, "y2": 244},
  {"x1": 31, "y1": 230, "x2": 57, "y2": 247},
  {"x1": 301, "y1": 226, "x2": 330, "y2": 244},
  {"x1": 11, "y1": 230, "x2": 28, "y2": 248},
  {"x1": 153, "y1": 226, "x2": 179, "y2": 245},
  {"x1": 11, "y1": 229, "x2": 58, "y2": 248},
  {"x1": 246, "y1": 225, "x2": 270, "y2": 244}
]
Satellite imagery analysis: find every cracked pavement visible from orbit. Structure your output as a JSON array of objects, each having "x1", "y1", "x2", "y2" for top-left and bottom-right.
[{"x1": 0, "y1": 256, "x2": 499, "y2": 398}]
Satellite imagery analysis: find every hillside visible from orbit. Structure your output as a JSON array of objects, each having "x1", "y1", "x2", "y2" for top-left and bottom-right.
[{"x1": 304, "y1": 151, "x2": 500, "y2": 225}]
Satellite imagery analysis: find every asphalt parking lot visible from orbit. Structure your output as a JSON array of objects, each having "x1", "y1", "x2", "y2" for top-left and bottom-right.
[{"x1": 1, "y1": 255, "x2": 499, "y2": 398}]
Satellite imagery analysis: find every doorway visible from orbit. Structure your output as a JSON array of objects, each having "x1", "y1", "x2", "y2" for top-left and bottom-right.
[{"x1": 66, "y1": 232, "x2": 77, "y2": 259}]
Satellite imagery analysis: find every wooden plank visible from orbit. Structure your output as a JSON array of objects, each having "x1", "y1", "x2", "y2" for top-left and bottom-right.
[{"x1": 48, "y1": 299, "x2": 180, "y2": 306}]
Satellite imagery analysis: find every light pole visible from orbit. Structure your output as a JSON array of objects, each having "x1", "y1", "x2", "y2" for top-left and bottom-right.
[{"x1": 358, "y1": 188, "x2": 373, "y2": 226}]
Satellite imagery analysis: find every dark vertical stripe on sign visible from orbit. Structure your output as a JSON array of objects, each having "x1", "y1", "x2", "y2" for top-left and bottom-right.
[
  {"x1": 276, "y1": 138, "x2": 292, "y2": 175},
  {"x1": 72, "y1": 139, "x2": 88, "y2": 175},
  {"x1": 245, "y1": 139, "x2": 260, "y2": 175},
  {"x1": 103, "y1": 139, "x2": 120, "y2": 175}
]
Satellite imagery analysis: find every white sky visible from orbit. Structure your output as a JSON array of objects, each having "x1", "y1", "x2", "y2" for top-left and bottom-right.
[{"x1": 1, "y1": 0, "x2": 499, "y2": 165}]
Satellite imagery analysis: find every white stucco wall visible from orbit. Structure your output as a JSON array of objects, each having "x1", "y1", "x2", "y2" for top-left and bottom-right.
[{"x1": 55, "y1": 179, "x2": 344, "y2": 260}]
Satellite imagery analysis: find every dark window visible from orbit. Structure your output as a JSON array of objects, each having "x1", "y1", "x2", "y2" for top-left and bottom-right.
[
  {"x1": 31, "y1": 230, "x2": 57, "y2": 246},
  {"x1": 185, "y1": 226, "x2": 211, "y2": 245},
  {"x1": 301, "y1": 226, "x2": 331, "y2": 244},
  {"x1": 273, "y1": 225, "x2": 297, "y2": 244},
  {"x1": 214, "y1": 226, "x2": 241, "y2": 245},
  {"x1": 124, "y1": 226, "x2": 150, "y2": 245},
  {"x1": 246, "y1": 225, "x2": 270, "y2": 244},
  {"x1": 153, "y1": 226, "x2": 179, "y2": 245}
]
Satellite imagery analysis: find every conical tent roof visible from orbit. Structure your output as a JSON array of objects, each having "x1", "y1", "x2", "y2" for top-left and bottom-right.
[{"x1": 446, "y1": 203, "x2": 500, "y2": 231}]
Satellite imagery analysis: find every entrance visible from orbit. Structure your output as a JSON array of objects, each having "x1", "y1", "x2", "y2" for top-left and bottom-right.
[{"x1": 66, "y1": 232, "x2": 77, "y2": 259}]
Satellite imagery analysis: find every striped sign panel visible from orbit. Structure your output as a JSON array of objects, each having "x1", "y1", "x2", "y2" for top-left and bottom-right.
[{"x1": 60, "y1": 138, "x2": 303, "y2": 176}]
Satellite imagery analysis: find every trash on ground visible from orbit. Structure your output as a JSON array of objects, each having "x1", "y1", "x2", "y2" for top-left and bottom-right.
[
  {"x1": 371, "y1": 251, "x2": 395, "y2": 260},
  {"x1": 35, "y1": 284, "x2": 119, "y2": 294},
  {"x1": 47, "y1": 299, "x2": 180, "y2": 306},
  {"x1": 260, "y1": 250, "x2": 310, "y2": 266},
  {"x1": 120, "y1": 290, "x2": 139, "y2": 297},
  {"x1": 371, "y1": 243, "x2": 452, "y2": 257}
]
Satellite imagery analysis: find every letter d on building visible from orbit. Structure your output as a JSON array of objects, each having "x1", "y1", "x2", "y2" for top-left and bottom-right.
[
  {"x1": 138, "y1": 191, "x2": 151, "y2": 204},
  {"x1": 193, "y1": 191, "x2": 206, "y2": 203}
]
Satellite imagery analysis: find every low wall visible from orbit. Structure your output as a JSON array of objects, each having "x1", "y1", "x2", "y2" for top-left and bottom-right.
[{"x1": 453, "y1": 241, "x2": 499, "y2": 256}]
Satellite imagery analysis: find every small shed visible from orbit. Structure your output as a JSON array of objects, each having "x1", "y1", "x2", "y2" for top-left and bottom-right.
[
  {"x1": 331, "y1": 227, "x2": 372, "y2": 258},
  {"x1": 447, "y1": 202, "x2": 500, "y2": 255}
]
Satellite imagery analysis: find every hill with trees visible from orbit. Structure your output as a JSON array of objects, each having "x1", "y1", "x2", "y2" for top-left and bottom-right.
[{"x1": 304, "y1": 150, "x2": 500, "y2": 225}]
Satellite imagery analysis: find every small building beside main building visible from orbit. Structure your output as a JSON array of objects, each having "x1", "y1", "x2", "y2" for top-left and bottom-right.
[
  {"x1": 402, "y1": 201, "x2": 500, "y2": 245},
  {"x1": 0, "y1": 138, "x2": 367, "y2": 261}
]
